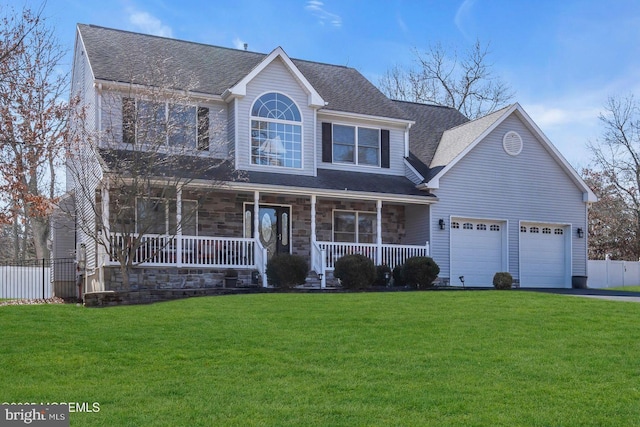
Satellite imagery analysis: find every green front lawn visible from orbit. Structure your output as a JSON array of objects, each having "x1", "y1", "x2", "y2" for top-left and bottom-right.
[{"x1": 1, "y1": 291, "x2": 639, "y2": 426}]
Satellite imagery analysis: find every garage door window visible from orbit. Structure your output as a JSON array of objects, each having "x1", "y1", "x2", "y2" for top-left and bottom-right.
[
  {"x1": 520, "y1": 226, "x2": 527, "y2": 233},
  {"x1": 554, "y1": 228, "x2": 564, "y2": 235},
  {"x1": 463, "y1": 223, "x2": 473, "y2": 230},
  {"x1": 490, "y1": 224, "x2": 500, "y2": 231},
  {"x1": 530, "y1": 227, "x2": 539, "y2": 233},
  {"x1": 477, "y1": 224, "x2": 487, "y2": 230},
  {"x1": 452, "y1": 222, "x2": 460, "y2": 229}
]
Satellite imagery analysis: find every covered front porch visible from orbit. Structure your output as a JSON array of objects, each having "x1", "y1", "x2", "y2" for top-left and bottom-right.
[{"x1": 98, "y1": 187, "x2": 434, "y2": 289}]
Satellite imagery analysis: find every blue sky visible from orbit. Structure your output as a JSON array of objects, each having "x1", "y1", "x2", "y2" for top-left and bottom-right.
[{"x1": 28, "y1": 0, "x2": 640, "y2": 169}]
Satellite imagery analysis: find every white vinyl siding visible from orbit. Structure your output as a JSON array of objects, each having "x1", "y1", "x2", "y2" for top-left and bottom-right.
[{"x1": 430, "y1": 114, "x2": 587, "y2": 286}]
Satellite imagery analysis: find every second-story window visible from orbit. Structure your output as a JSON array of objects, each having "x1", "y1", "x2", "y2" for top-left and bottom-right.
[
  {"x1": 333, "y1": 125, "x2": 380, "y2": 166},
  {"x1": 250, "y1": 92, "x2": 302, "y2": 168},
  {"x1": 122, "y1": 97, "x2": 209, "y2": 151}
]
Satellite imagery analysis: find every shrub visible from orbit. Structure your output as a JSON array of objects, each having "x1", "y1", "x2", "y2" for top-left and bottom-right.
[
  {"x1": 493, "y1": 272, "x2": 513, "y2": 290},
  {"x1": 403, "y1": 256, "x2": 440, "y2": 289},
  {"x1": 334, "y1": 254, "x2": 376, "y2": 289},
  {"x1": 392, "y1": 264, "x2": 406, "y2": 287},
  {"x1": 374, "y1": 264, "x2": 392, "y2": 287},
  {"x1": 266, "y1": 254, "x2": 308, "y2": 288}
]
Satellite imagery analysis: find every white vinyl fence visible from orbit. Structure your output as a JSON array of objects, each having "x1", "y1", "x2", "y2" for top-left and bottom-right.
[
  {"x1": 0, "y1": 266, "x2": 52, "y2": 299},
  {"x1": 588, "y1": 259, "x2": 640, "y2": 288}
]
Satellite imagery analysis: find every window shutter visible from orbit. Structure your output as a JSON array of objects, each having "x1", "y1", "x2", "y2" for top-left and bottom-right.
[
  {"x1": 381, "y1": 129, "x2": 390, "y2": 168},
  {"x1": 322, "y1": 122, "x2": 332, "y2": 163},
  {"x1": 197, "y1": 107, "x2": 209, "y2": 151},
  {"x1": 122, "y1": 97, "x2": 135, "y2": 144}
]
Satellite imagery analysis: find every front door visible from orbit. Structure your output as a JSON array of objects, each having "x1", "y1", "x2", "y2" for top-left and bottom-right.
[{"x1": 245, "y1": 205, "x2": 291, "y2": 259}]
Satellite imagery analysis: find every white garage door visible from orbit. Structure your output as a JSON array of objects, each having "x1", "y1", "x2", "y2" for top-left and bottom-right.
[
  {"x1": 451, "y1": 219, "x2": 506, "y2": 287},
  {"x1": 520, "y1": 223, "x2": 568, "y2": 288}
]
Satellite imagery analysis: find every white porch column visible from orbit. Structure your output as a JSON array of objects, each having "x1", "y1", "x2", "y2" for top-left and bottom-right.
[
  {"x1": 101, "y1": 182, "x2": 110, "y2": 267},
  {"x1": 311, "y1": 195, "x2": 317, "y2": 243},
  {"x1": 253, "y1": 191, "x2": 260, "y2": 240},
  {"x1": 376, "y1": 199, "x2": 383, "y2": 265},
  {"x1": 176, "y1": 188, "x2": 182, "y2": 267}
]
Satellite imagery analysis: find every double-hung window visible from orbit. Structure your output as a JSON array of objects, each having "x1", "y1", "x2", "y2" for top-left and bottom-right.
[
  {"x1": 122, "y1": 97, "x2": 210, "y2": 150},
  {"x1": 250, "y1": 93, "x2": 302, "y2": 168},
  {"x1": 333, "y1": 211, "x2": 376, "y2": 243},
  {"x1": 136, "y1": 198, "x2": 198, "y2": 235},
  {"x1": 332, "y1": 125, "x2": 380, "y2": 166}
]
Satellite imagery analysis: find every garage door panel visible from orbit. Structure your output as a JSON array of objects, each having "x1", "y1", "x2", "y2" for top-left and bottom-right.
[
  {"x1": 520, "y1": 224, "x2": 567, "y2": 288},
  {"x1": 451, "y1": 219, "x2": 505, "y2": 287}
]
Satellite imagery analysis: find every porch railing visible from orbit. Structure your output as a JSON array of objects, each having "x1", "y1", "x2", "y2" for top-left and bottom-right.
[
  {"x1": 316, "y1": 241, "x2": 430, "y2": 270},
  {"x1": 108, "y1": 233, "x2": 256, "y2": 269}
]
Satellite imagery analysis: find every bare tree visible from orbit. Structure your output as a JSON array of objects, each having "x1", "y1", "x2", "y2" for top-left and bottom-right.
[
  {"x1": 0, "y1": 4, "x2": 69, "y2": 260},
  {"x1": 66, "y1": 54, "x2": 236, "y2": 289},
  {"x1": 587, "y1": 95, "x2": 640, "y2": 260},
  {"x1": 378, "y1": 40, "x2": 514, "y2": 119}
]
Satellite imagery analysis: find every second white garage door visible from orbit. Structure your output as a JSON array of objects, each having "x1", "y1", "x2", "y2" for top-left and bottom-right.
[
  {"x1": 450, "y1": 218, "x2": 507, "y2": 287},
  {"x1": 520, "y1": 223, "x2": 569, "y2": 288}
]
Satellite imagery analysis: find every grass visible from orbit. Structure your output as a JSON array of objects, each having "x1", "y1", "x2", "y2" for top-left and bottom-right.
[{"x1": 1, "y1": 291, "x2": 640, "y2": 426}]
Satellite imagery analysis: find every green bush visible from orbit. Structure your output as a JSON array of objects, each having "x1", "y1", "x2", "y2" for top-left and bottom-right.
[
  {"x1": 334, "y1": 254, "x2": 376, "y2": 289},
  {"x1": 493, "y1": 272, "x2": 513, "y2": 290},
  {"x1": 374, "y1": 265, "x2": 393, "y2": 287},
  {"x1": 402, "y1": 256, "x2": 440, "y2": 289},
  {"x1": 266, "y1": 254, "x2": 308, "y2": 288},
  {"x1": 392, "y1": 264, "x2": 406, "y2": 287}
]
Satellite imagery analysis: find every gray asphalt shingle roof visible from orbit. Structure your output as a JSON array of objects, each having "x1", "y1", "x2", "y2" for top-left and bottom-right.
[
  {"x1": 98, "y1": 149, "x2": 434, "y2": 199},
  {"x1": 393, "y1": 101, "x2": 469, "y2": 180},
  {"x1": 77, "y1": 24, "x2": 407, "y2": 120}
]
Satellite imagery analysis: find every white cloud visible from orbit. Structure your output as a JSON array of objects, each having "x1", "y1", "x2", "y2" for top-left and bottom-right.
[
  {"x1": 305, "y1": 0, "x2": 342, "y2": 28},
  {"x1": 454, "y1": 0, "x2": 477, "y2": 40},
  {"x1": 128, "y1": 10, "x2": 173, "y2": 38}
]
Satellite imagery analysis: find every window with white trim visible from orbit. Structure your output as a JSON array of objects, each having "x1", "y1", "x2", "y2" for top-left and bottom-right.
[
  {"x1": 333, "y1": 124, "x2": 380, "y2": 166},
  {"x1": 250, "y1": 93, "x2": 302, "y2": 168},
  {"x1": 333, "y1": 211, "x2": 376, "y2": 243},
  {"x1": 136, "y1": 198, "x2": 198, "y2": 235},
  {"x1": 122, "y1": 98, "x2": 209, "y2": 150}
]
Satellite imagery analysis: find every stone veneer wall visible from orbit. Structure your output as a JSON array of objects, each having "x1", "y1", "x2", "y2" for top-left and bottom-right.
[{"x1": 102, "y1": 266, "x2": 255, "y2": 291}]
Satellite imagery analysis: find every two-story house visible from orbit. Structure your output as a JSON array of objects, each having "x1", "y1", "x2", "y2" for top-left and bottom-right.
[{"x1": 60, "y1": 24, "x2": 596, "y2": 294}]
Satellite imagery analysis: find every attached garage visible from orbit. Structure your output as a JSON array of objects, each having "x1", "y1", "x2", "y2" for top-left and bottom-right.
[
  {"x1": 519, "y1": 222, "x2": 570, "y2": 288},
  {"x1": 450, "y1": 218, "x2": 507, "y2": 287}
]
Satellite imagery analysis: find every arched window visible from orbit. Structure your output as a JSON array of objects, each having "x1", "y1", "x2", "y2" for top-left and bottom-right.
[{"x1": 250, "y1": 93, "x2": 302, "y2": 168}]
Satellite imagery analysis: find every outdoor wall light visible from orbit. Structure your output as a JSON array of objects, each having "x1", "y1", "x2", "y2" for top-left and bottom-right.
[
  {"x1": 577, "y1": 228, "x2": 584, "y2": 238},
  {"x1": 439, "y1": 218, "x2": 445, "y2": 230},
  {"x1": 459, "y1": 275, "x2": 465, "y2": 288}
]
